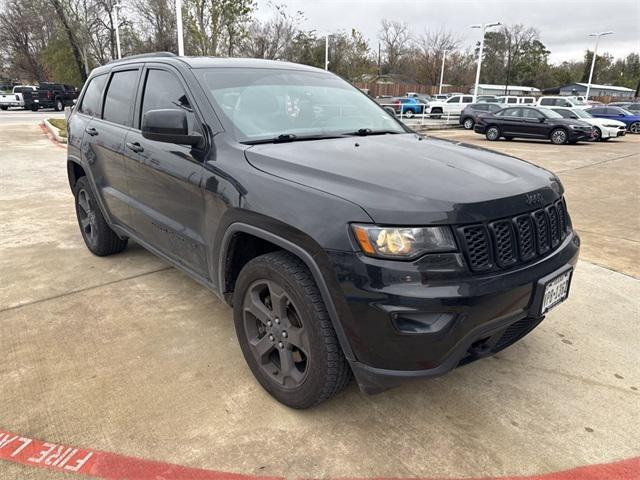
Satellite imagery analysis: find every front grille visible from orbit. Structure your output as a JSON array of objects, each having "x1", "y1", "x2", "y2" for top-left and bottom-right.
[{"x1": 458, "y1": 198, "x2": 570, "y2": 273}]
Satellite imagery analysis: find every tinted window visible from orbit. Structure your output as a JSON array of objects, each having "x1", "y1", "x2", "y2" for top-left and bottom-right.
[
  {"x1": 462, "y1": 96, "x2": 473, "y2": 103},
  {"x1": 487, "y1": 104, "x2": 501, "y2": 112},
  {"x1": 103, "y1": 70, "x2": 138, "y2": 127},
  {"x1": 140, "y1": 69, "x2": 195, "y2": 130},
  {"x1": 447, "y1": 96, "x2": 461, "y2": 103},
  {"x1": 502, "y1": 108, "x2": 522, "y2": 117},
  {"x1": 522, "y1": 108, "x2": 544, "y2": 119},
  {"x1": 539, "y1": 98, "x2": 555, "y2": 106},
  {"x1": 552, "y1": 109, "x2": 572, "y2": 119},
  {"x1": 473, "y1": 104, "x2": 489, "y2": 111},
  {"x1": 523, "y1": 98, "x2": 535, "y2": 104},
  {"x1": 589, "y1": 108, "x2": 605, "y2": 114},
  {"x1": 507, "y1": 97, "x2": 518, "y2": 104},
  {"x1": 79, "y1": 75, "x2": 107, "y2": 117}
]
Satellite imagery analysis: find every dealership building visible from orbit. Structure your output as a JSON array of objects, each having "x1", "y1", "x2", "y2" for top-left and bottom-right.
[{"x1": 471, "y1": 84, "x2": 541, "y2": 96}]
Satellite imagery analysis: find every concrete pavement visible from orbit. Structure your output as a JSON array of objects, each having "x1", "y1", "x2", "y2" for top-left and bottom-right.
[{"x1": 0, "y1": 119, "x2": 638, "y2": 479}]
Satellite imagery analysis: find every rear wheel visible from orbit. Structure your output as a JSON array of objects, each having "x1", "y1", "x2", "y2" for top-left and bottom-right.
[
  {"x1": 30, "y1": 104, "x2": 38, "y2": 111},
  {"x1": 404, "y1": 109, "x2": 414, "y2": 119},
  {"x1": 485, "y1": 126, "x2": 500, "y2": 141},
  {"x1": 463, "y1": 117, "x2": 474, "y2": 129},
  {"x1": 629, "y1": 121, "x2": 640, "y2": 134},
  {"x1": 54, "y1": 98, "x2": 64, "y2": 112},
  {"x1": 0, "y1": 106, "x2": 7, "y2": 111},
  {"x1": 431, "y1": 108, "x2": 442, "y2": 119},
  {"x1": 73, "y1": 177, "x2": 128, "y2": 256},
  {"x1": 233, "y1": 251, "x2": 351, "y2": 409},
  {"x1": 593, "y1": 127, "x2": 602, "y2": 141},
  {"x1": 550, "y1": 128, "x2": 568, "y2": 145}
]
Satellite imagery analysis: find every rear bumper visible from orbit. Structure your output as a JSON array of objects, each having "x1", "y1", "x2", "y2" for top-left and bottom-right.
[{"x1": 326, "y1": 232, "x2": 580, "y2": 393}]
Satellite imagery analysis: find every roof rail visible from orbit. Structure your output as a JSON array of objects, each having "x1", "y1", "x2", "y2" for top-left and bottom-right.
[{"x1": 107, "y1": 52, "x2": 177, "y2": 64}]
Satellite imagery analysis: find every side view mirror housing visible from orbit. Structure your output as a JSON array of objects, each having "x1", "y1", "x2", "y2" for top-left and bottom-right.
[
  {"x1": 142, "y1": 109, "x2": 203, "y2": 146},
  {"x1": 570, "y1": 115, "x2": 578, "y2": 119},
  {"x1": 539, "y1": 117, "x2": 546, "y2": 122}
]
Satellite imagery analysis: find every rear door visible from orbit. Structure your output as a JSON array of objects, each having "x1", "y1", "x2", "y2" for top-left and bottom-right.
[
  {"x1": 123, "y1": 64, "x2": 208, "y2": 276},
  {"x1": 83, "y1": 65, "x2": 142, "y2": 227}
]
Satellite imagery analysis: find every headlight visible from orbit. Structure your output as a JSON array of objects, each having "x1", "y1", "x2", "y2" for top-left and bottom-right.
[
  {"x1": 352, "y1": 224, "x2": 457, "y2": 259},
  {"x1": 604, "y1": 124, "x2": 621, "y2": 127}
]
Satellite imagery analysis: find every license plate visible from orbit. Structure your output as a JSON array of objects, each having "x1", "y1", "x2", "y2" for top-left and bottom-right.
[{"x1": 541, "y1": 270, "x2": 572, "y2": 314}]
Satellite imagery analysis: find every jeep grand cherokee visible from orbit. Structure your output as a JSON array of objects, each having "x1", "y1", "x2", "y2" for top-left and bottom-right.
[{"x1": 67, "y1": 52, "x2": 580, "y2": 409}]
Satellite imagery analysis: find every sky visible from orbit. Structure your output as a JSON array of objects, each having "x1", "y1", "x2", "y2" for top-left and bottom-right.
[{"x1": 254, "y1": 0, "x2": 640, "y2": 64}]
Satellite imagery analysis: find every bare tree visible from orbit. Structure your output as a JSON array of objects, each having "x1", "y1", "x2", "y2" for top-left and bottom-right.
[
  {"x1": 378, "y1": 19, "x2": 411, "y2": 74},
  {"x1": 414, "y1": 28, "x2": 461, "y2": 85},
  {"x1": 240, "y1": 4, "x2": 301, "y2": 59}
]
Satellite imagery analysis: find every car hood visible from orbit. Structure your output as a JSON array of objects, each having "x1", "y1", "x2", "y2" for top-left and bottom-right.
[
  {"x1": 582, "y1": 117, "x2": 626, "y2": 127},
  {"x1": 244, "y1": 134, "x2": 562, "y2": 225}
]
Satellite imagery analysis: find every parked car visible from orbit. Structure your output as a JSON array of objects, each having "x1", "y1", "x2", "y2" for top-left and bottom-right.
[
  {"x1": 459, "y1": 103, "x2": 503, "y2": 129},
  {"x1": 497, "y1": 96, "x2": 536, "y2": 105},
  {"x1": 608, "y1": 102, "x2": 640, "y2": 113},
  {"x1": 22, "y1": 82, "x2": 79, "y2": 111},
  {"x1": 0, "y1": 85, "x2": 37, "y2": 110},
  {"x1": 394, "y1": 97, "x2": 427, "y2": 118},
  {"x1": 426, "y1": 94, "x2": 474, "y2": 118},
  {"x1": 67, "y1": 53, "x2": 579, "y2": 408},
  {"x1": 431, "y1": 94, "x2": 450, "y2": 101},
  {"x1": 549, "y1": 107, "x2": 626, "y2": 141},
  {"x1": 586, "y1": 106, "x2": 640, "y2": 134},
  {"x1": 537, "y1": 96, "x2": 588, "y2": 109},
  {"x1": 474, "y1": 106, "x2": 594, "y2": 144}
]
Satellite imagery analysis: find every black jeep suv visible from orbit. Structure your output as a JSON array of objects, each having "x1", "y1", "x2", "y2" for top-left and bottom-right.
[{"x1": 67, "y1": 53, "x2": 580, "y2": 408}]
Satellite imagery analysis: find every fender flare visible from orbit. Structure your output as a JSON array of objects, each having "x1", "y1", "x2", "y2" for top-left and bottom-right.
[{"x1": 218, "y1": 222, "x2": 356, "y2": 362}]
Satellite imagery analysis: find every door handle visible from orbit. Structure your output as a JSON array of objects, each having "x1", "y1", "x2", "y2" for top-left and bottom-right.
[
  {"x1": 126, "y1": 142, "x2": 144, "y2": 153},
  {"x1": 85, "y1": 127, "x2": 98, "y2": 136}
]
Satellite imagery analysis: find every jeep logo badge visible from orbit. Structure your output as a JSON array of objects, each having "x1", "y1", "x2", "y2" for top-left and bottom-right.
[{"x1": 525, "y1": 192, "x2": 544, "y2": 206}]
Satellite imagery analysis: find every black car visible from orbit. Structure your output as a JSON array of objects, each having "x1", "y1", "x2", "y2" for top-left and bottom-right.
[
  {"x1": 67, "y1": 53, "x2": 579, "y2": 408},
  {"x1": 22, "y1": 82, "x2": 79, "y2": 111},
  {"x1": 474, "y1": 106, "x2": 594, "y2": 144},
  {"x1": 459, "y1": 103, "x2": 502, "y2": 129}
]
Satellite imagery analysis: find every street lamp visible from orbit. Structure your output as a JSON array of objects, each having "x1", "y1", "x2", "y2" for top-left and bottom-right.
[
  {"x1": 585, "y1": 31, "x2": 613, "y2": 100},
  {"x1": 175, "y1": 0, "x2": 184, "y2": 56},
  {"x1": 438, "y1": 49, "x2": 449, "y2": 95},
  {"x1": 113, "y1": 3, "x2": 122, "y2": 59},
  {"x1": 470, "y1": 22, "x2": 502, "y2": 101},
  {"x1": 325, "y1": 34, "x2": 330, "y2": 70}
]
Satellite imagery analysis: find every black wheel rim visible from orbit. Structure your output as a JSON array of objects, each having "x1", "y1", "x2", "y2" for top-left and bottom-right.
[
  {"x1": 77, "y1": 189, "x2": 98, "y2": 247},
  {"x1": 242, "y1": 280, "x2": 310, "y2": 389}
]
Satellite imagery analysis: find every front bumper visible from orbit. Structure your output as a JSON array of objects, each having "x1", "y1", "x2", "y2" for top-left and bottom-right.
[{"x1": 327, "y1": 232, "x2": 580, "y2": 393}]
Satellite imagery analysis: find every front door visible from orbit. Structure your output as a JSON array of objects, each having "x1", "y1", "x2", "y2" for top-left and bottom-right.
[{"x1": 123, "y1": 66, "x2": 208, "y2": 277}]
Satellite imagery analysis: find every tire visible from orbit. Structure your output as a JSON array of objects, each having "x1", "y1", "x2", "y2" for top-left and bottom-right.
[
  {"x1": 485, "y1": 126, "x2": 500, "y2": 141},
  {"x1": 404, "y1": 109, "x2": 414, "y2": 119},
  {"x1": 629, "y1": 121, "x2": 640, "y2": 134},
  {"x1": 54, "y1": 98, "x2": 64, "y2": 112},
  {"x1": 0, "y1": 106, "x2": 7, "y2": 111},
  {"x1": 431, "y1": 108, "x2": 442, "y2": 119},
  {"x1": 30, "y1": 104, "x2": 38, "y2": 111},
  {"x1": 462, "y1": 117, "x2": 474, "y2": 130},
  {"x1": 593, "y1": 127, "x2": 602, "y2": 141},
  {"x1": 233, "y1": 251, "x2": 351, "y2": 409},
  {"x1": 73, "y1": 176, "x2": 128, "y2": 256},
  {"x1": 550, "y1": 128, "x2": 568, "y2": 145}
]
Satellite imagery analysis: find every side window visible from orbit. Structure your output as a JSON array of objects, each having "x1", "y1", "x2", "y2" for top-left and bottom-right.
[
  {"x1": 539, "y1": 98, "x2": 554, "y2": 106},
  {"x1": 552, "y1": 109, "x2": 571, "y2": 119},
  {"x1": 462, "y1": 96, "x2": 473, "y2": 103},
  {"x1": 607, "y1": 108, "x2": 621, "y2": 115},
  {"x1": 503, "y1": 108, "x2": 522, "y2": 117},
  {"x1": 79, "y1": 74, "x2": 107, "y2": 117},
  {"x1": 523, "y1": 98, "x2": 534, "y2": 104},
  {"x1": 103, "y1": 70, "x2": 139, "y2": 127},
  {"x1": 140, "y1": 69, "x2": 197, "y2": 131},
  {"x1": 522, "y1": 109, "x2": 543, "y2": 119},
  {"x1": 507, "y1": 97, "x2": 518, "y2": 104},
  {"x1": 590, "y1": 108, "x2": 604, "y2": 115},
  {"x1": 447, "y1": 96, "x2": 461, "y2": 103}
]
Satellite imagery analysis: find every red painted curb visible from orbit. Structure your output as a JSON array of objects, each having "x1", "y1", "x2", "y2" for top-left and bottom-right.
[
  {"x1": 1, "y1": 428, "x2": 638, "y2": 480},
  {"x1": 39, "y1": 122, "x2": 67, "y2": 149}
]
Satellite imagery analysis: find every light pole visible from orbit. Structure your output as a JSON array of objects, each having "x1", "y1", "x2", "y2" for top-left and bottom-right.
[
  {"x1": 471, "y1": 22, "x2": 502, "y2": 101},
  {"x1": 113, "y1": 3, "x2": 122, "y2": 59},
  {"x1": 438, "y1": 49, "x2": 449, "y2": 95},
  {"x1": 585, "y1": 31, "x2": 613, "y2": 100},
  {"x1": 325, "y1": 34, "x2": 330, "y2": 70},
  {"x1": 176, "y1": 0, "x2": 184, "y2": 56}
]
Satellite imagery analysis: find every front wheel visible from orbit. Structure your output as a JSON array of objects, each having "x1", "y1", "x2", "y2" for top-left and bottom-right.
[
  {"x1": 629, "y1": 122, "x2": 640, "y2": 134},
  {"x1": 404, "y1": 109, "x2": 414, "y2": 119},
  {"x1": 73, "y1": 176, "x2": 128, "y2": 256},
  {"x1": 233, "y1": 251, "x2": 351, "y2": 409},
  {"x1": 593, "y1": 127, "x2": 602, "y2": 141},
  {"x1": 550, "y1": 128, "x2": 568, "y2": 145},
  {"x1": 485, "y1": 126, "x2": 500, "y2": 141},
  {"x1": 463, "y1": 117, "x2": 474, "y2": 130},
  {"x1": 0, "y1": 106, "x2": 7, "y2": 111},
  {"x1": 431, "y1": 108, "x2": 442, "y2": 119},
  {"x1": 30, "y1": 104, "x2": 38, "y2": 111}
]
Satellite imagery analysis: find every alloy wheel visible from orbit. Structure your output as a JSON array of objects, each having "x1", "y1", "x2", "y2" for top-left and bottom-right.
[
  {"x1": 551, "y1": 129, "x2": 567, "y2": 144},
  {"x1": 463, "y1": 118, "x2": 474, "y2": 129},
  {"x1": 242, "y1": 279, "x2": 310, "y2": 389},
  {"x1": 486, "y1": 127, "x2": 499, "y2": 140},
  {"x1": 629, "y1": 122, "x2": 640, "y2": 134},
  {"x1": 76, "y1": 189, "x2": 98, "y2": 247}
]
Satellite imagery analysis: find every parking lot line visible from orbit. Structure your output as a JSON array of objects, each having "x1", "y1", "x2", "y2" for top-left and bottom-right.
[{"x1": 1, "y1": 428, "x2": 638, "y2": 479}]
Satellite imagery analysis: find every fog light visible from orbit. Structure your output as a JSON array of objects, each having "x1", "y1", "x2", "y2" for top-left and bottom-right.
[{"x1": 392, "y1": 312, "x2": 457, "y2": 334}]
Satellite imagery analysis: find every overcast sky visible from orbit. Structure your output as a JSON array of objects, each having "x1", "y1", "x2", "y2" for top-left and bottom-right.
[{"x1": 254, "y1": 0, "x2": 640, "y2": 63}]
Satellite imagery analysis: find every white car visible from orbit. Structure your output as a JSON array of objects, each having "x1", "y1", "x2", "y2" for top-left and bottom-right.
[
  {"x1": 549, "y1": 107, "x2": 627, "y2": 141},
  {"x1": 0, "y1": 85, "x2": 37, "y2": 110},
  {"x1": 497, "y1": 96, "x2": 537, "y2": 105},
  {"x1": 537, "y1": 96, "x2": 589, "y2": 109},
  {"x1": 426, "y1": 94, "x2": 474, "y2": 117}
]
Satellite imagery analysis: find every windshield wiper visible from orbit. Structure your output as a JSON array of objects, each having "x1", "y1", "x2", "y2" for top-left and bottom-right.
[
  {"x1": 348, "y1": 128, "x2": 401, "y2": 136},
  {"x1": 241, "y1": 133, "x2": 344, "y2": 145}
]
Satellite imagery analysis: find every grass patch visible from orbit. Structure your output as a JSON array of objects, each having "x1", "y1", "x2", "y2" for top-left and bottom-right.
[{"x1": 48, "y1": 118, "x2": 67, "y2": 138}]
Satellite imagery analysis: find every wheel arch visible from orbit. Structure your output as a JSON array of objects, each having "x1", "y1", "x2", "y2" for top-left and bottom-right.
[
  {"x1": 218, "y1": 222, "x2": 356, "y2": 362},
  {"x1": 67, "y1": 159, "x2": 87, "y2": 191}
]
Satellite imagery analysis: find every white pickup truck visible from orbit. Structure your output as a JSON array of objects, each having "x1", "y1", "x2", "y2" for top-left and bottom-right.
[
  {"x1": 0, "y1": 85, "x2": 37, "y2": 110},
  {"x1": 425, "y1": 94, "x2": 475, "y2": 118}
]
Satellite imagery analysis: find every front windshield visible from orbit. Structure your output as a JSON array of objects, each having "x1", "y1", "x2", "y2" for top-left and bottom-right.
[
  {"x1": 195, "y1": 68, "x2": 406, "y2": 142},
  {"x1": 538, "y1": 108, "x2": 563, "y2": 119}
]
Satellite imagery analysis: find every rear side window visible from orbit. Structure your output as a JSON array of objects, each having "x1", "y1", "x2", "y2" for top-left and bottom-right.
[
  {"x1": 552, "y1": 109, "x2": 572, "y2": 119},
  {"x1": 589, "y1": 108, "x2": 605, "y2": 114},
  {"x1": 447, "y1": 96, "x2": 460, "y2": 103},
  {"x1": 539, "y1": 98, "x2": 555, "y2": 106},
  {"x1": 79, "y1": 74, "x2": 107, "y2": 117},
  {"x1": 140, "y1": 69, "x2": 196, "y2": 131},
  {"x1": 506, "y1": 97, "x2": 518, "y2": 104},
  {"x1": 462, "y1": 96, "x2": 473, "y2": 103},
  {"x1": 103, "y1": 70, "x2": 139, "y2": 127},
  {"x1": 502, "y1": 108, "x2": 522, "y2": 117}
]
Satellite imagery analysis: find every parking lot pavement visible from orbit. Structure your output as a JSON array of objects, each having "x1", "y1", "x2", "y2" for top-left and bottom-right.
[
  {"x1": 1, "y1": 120, "x2": 638, "y2": 479},
  {"x1": 428, "y1": 130, "x2": 640, "y2": 279},
  {"x1": 0, "y1": 109, "x2": 66, "y2": 127}
]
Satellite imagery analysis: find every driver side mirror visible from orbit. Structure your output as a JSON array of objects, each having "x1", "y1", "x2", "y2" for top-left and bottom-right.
[
  {"x1": 539, "y1": 117, "x2": 546, "y2": 122},
  {"x1": 142, "y1": 109, "x2": 203, "y2": 146}
]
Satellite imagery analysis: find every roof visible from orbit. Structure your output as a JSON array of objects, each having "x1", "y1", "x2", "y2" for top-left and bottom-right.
[
  {"x1": 561, "y1": 83, "x2": 634, "y2": 92},
  {"x1": 476, "y1": 84, "x2": 541, "y2": 92}
]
